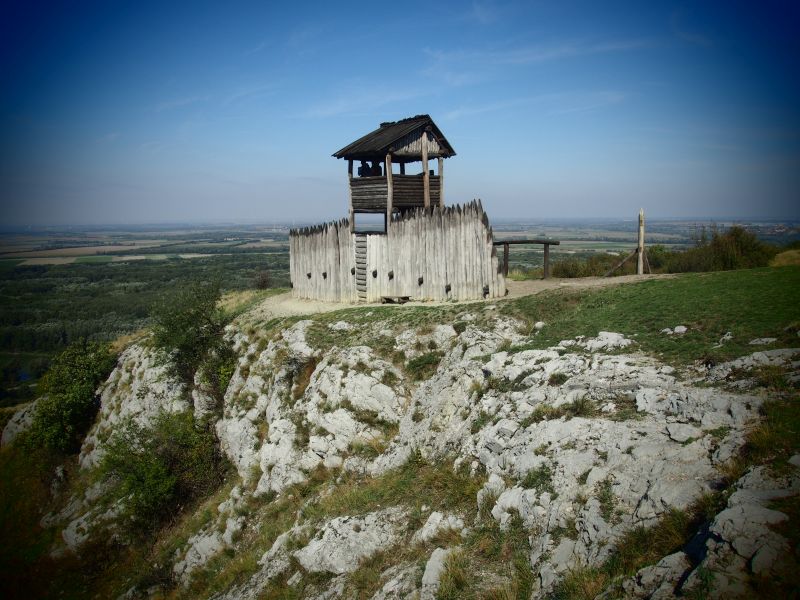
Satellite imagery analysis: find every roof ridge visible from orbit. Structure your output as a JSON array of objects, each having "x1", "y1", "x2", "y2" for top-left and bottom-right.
[{"x1": 379, "y1": 114, "x2": 431, "y2": 128}]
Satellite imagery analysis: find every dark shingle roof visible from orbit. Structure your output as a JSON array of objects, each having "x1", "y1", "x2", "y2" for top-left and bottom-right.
[{"x1": 332, "y1": 114, "x2": 455, "y2": 160}]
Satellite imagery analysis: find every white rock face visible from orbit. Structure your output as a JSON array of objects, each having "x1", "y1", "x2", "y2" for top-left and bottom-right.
[
  {"x1": 369, "y1": 563, "x2": 422, "y2": 600},
  {"x1": 411, "y1": 511, "x2": 466, "y2": 544},
  {"x1": 420, "y1": 547, "x2": 458, "y2": 600},
  {"x1": 1, "y1": 399, "x2": 37, "y2": 446},
  {"x1": 174, "y1": 516, "x2": 244, "y2": 584},
  {"x1": 79, "y1": 344, "x2": 189, "y2": 469},
  {"x1": 705, "y1": 348, "x2": 798, "y2": 383},
  {"x1": 619, "y1": 464, "x2": 800, "y2": 598},
  {"x1": 35, "y1": 299, "x2": 798, "y2": 600},
  {"x1": 211, "y1": 524, "x2": 311, "y2": 600},
  {"x1": 294, "y1": 507, "x2": 407, "y2": 574},
  {"x1": 618, "y1": 551, "x2": 692, "y2": 599}
]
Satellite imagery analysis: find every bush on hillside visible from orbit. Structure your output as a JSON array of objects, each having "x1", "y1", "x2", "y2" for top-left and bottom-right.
[
  {"x1": 26, "y1": 341, "x2": 116, "y2": 453},
  {"x1": 551, "y1": 253, "x2": 631, "y2": 278},
  {"x1": 99, "y1": 411, "x2": 227, "y2": 533},
  {"x1": 151, "y1": 280, "x2": 234, "y2": 399},
  {"x1": 652, "y1": 226, "x2": 777, "y2": 273},
  {"x1": 548, "y1": 226, "x2": 777, "y2": 278}
]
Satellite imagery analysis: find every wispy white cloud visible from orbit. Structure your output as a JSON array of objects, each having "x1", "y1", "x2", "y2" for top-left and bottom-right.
[
  {"x1": 420, "y1": 39, "x2": 650, "y2": 90},
  {"x1": 286, "y1": 24, "x2": 324, "y2": 57},
  {"x1": 426, "y1": 38, "x2": 651, "y2": 68},
  {"x1": 547, "y1": 91, "x2": 626, "y2": 115},
  {"x1": 670, "y1": 9, "x2": 713, "y2": 47},
  {"x1": 244, "y1": 39, "x2": 269, "y2": 56},
  {"x1": 301, "y1": 84, "x2": 430, "y2": 118},
  {"x1": 466, "y1": 0, "x2": 499, "y2": 25},
  {"x1": 223, "y1": 83, "x2": 278, "y2": 106},
  {"x1": 154, "y1": 95, "x2": 208, "y2": 113},
  {"x1": 139, "y1": 140, "x2": 171, "y2": 153},
  {"x1": 444, "y1": 97, "x2": 535, "y2": 120},
  {"x1": 96, "y1": 131, "x2": 119, "y2": 143},
  {"x1": 445, "y1": 90, "x2": 626, "y2": 120}
]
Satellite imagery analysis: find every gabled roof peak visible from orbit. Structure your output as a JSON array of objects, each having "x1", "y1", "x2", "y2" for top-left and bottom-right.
[{"x1": 333, "y1": 115, "x2": 455, "y2": 161}]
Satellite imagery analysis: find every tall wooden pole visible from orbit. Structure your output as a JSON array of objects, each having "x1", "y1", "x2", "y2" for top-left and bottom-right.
[
  {"x1": 422, "y1": 133, "x2": 430, "y2": 208},
  {"x1": 348, "y1": 159, "x2": 354, "y2": 232},
  {"x1": 385, "y1": 153, "x2": 393, "y2": 230},
  {"x1": 438, "y1": 156, "x2": 444, "y2": 208},
  {"x1": 543, "y1": 243, "x2": 551, "y2": 279},
  {"x1": 637, "y1": 208, "x2": 645, "y2": 275}
]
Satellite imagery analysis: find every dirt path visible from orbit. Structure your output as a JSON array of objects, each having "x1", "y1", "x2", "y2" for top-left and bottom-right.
[
  {"x1": 504, "y1": 273, "x2": 674, "y2": 298},
  {"x1": 246, "y1": 273, "x2": 675, "y2": 321}
]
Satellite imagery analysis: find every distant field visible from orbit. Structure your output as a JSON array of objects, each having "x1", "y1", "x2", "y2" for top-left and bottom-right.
[
  {"x1": 74, "y1": 256, "x2": 114, "y2": 264},
  {"x1": 0, "y1": 252, "x2": 289, "y2": 406},
  {"x1": 0, "y1": 241, "x2": 167, "y2": 258},
  {"x1": 0, "y1": 218, "x2": 795, "y2": 405}
]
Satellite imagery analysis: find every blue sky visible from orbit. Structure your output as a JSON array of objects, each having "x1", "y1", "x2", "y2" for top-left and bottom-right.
[{"x1": 1, "y1": 0, "x2": 798, "y2": 226}]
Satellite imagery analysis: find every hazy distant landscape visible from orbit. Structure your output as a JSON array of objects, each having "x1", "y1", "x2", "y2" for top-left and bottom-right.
[{"x1": 1, "y1": 217, "x2": 796, "y2": 410}]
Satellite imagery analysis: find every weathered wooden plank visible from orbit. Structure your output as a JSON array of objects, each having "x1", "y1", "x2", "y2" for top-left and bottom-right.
[{"x1": 422, "y1": 134, "x2": 430, "y2": 208}]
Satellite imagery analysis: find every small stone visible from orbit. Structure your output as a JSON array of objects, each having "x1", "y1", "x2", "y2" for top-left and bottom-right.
[
  {"x1": 534, "y1": 321, "x2": 545, "y2": 331},
  {"x1": 420, "y1": 547, "x2": 455, "y2": 599},
  {"x1": 411, "y1": 512, "x2": 466, "y2": 544},
  {"x1": 666, "y1": 423, "x2": 701, "y2": 443},
  {"x1": 661, "y1": 328, "x2": 673, "y2": 335},
  {"x1": 287, "y1": 571, "x2": 302, "y2": 586},
  {"x1": 749, "y1": 337, "x2": 777, "y2": 345},
  {"x1": 673, "y1": 325, "x2": 687, "y2": 335},
  {"x1": 789, "y1": 454, "x2": 800, "y2": 468}
]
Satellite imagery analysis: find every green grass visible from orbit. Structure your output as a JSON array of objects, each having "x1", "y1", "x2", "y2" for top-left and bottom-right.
[
  {"x1": 302, "y1": 453, "x2": 483, "y2": 523},
  {"x1": 551, "y1": 380, "x2": 800, "y2": 599},
  {"x1": 0, "y1": 258, "x2": 25, "y2": 270},
  {"x1": 407, "y1": 351, "x2": 444, "y2": 380},
  {"x1": 506, "y1": 266, "x2": 800, "y2": 364},
  {"x1": 74, "y1": 255, "x2": 113, "y2": 264},
  {"x1": 521, "y1": 464, "x2": 555, "y2": 495}
]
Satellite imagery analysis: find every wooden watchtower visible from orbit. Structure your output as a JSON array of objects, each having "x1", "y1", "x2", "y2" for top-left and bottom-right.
[
  {"x1": 290, "y1": 114, "x2": 505, "y2": 303},
  {"x1": 333, "y1": 115, "x2": 456, "y2": 230}
]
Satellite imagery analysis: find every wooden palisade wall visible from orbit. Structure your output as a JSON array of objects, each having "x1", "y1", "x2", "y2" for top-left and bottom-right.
[{"x1": 290, "y1": 201, "x2": 505, "y2": 302}]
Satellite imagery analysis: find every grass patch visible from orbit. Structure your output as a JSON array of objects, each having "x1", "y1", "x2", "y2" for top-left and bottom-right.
[
  {"x1": 550, "y1": 500, "x2": 714, "y2": 600},
  {"x1": 303, "y1": 452, "x2": 483, "y2": 523},
  {"x1": 505, "y1": 267, "x2": 800, "y2": 365},
  {"x1": 520, "y1": 397, "x2": 597, "y2": 428},
  {"x1": 74, "y1": 255, "x2": 114, "y2": 264},
  {"x1": 521, "y1": 464, "x2": 555, "y2": 495},
  {"x1": 552, "y1": 387, "x2": 800, "y2": 599},
  {"x1": 291, "y1": 356, "x2": 319, "y2": 401},
  {"x1": 607, "y1": 394, "x2": 640, "y2": 421},
  {"x1": 406, "y1": 351, "x2": 444, "y2": 381},
  {"x1": 595, "y1": 478, "x2": 616, "y2": 521}
]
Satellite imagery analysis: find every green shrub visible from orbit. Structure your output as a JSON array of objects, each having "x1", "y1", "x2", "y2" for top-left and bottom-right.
[
  {"x1": 151, "y1": 280, "x2": 233, "y2": 395},
  {"x1": 551, "y1": 226, "x2": 776, "y2": 278},
  {"x1": 522, "y1": 463, "x2": 555, "y2": 495},
  {"x1": 406, "y1": 351, "x2": 443, "y2": 381},
  {"x1": 26, "y1": 341, "x2": 116, "y2": 453},
  {"x1": 100, "y1": 411, "x2": 227, "y2": 533},
  {"x1": 657, "y1": 226, "x2": 776, "y2": 273},
  {"x1": 551, "y1": 254, "x2": 625, "y2": 278}
]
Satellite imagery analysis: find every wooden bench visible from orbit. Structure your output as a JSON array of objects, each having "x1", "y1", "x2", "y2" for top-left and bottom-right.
[
  {"x1": 381, "y1": 296, "x2": 411, "y2": 304},
  {"x1": 493, "y1": 238, "x2": 561, "y2": 279}
]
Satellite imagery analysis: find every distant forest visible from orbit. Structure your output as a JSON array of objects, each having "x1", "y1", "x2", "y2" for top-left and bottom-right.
[{"x1": 0, "y1": 253, "x2": 289, "y2": 406}]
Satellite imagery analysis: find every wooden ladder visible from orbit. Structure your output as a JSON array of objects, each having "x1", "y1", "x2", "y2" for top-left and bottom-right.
[{"x1": 354, "y1": 234, "x2": 367, "y2": 302}]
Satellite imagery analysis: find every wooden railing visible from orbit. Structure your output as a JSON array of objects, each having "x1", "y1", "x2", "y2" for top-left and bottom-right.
[
  {"x1": 349, "y1": 175, "x2": 440, "y2": 211},
  {"x1": 493, "y1": 239, "x2": 561, "y2": 279}
]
